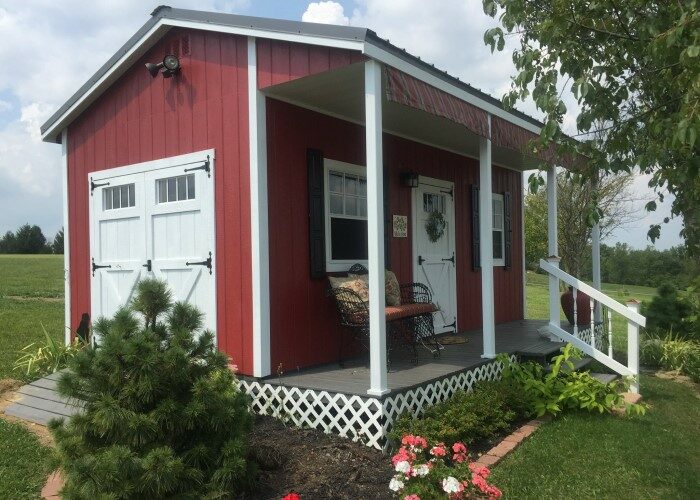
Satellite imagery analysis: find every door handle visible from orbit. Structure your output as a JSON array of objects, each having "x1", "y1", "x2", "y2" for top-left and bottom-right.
[
  {"x1": 142, "y1": 259, "x2": 152, "y2": 272},
  {"x1": 418, "y1": 255, "x2": 425, "y2": 265},
  {"x1": 186, "y1": 252, "x2": 213, "y2": 274}
]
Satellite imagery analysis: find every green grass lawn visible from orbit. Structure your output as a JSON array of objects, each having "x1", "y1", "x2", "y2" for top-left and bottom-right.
[
  {"x1": 0, "y1": 255, "x2": 64, "y2": 499},
  {"x1": 491, "y1": 374, "x2": 700, "y2": 499}
]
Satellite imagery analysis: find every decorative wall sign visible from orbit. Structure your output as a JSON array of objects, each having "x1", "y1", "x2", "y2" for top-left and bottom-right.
[{"x1": 393, "y1": 215, "x2": 408, "y2": 238}]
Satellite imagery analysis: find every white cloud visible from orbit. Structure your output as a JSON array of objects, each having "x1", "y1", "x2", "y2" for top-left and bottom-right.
[
  {"x1": 0, "y1": 0, "x2": 250, "y2": 235},
  {"x1": 302, "y1": 1, "x2": 349, "y2": 25}
]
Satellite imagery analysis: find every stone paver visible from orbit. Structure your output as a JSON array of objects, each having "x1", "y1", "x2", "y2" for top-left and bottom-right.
[{"x1": 41, "y1": 471, "x2": 62, "y2": 499}]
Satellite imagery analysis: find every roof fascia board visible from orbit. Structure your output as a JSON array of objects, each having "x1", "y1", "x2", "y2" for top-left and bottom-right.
[
  {"x1": 363, "y1": 42, "x2": 542, "y2": 135},
  {"x1": 164, "y1": 19, "x2": 365, "y2": 50}
]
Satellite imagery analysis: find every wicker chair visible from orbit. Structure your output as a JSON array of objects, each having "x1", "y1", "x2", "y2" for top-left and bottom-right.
[{"x1": 327, "y1": 264, "x2": 440, "y2": 365}]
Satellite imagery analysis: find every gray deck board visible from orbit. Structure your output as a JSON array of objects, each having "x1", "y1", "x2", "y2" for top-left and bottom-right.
[{"x1": 263, "y1": 319, "x2": 563, "y2": 396}]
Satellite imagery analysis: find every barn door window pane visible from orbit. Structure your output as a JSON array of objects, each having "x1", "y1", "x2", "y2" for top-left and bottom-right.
[
  {"x1": 157, "y1": 174, "x2": 195, "y2": 203},
  {"x1": 103, "y1": 183, "x2": 136, "y2": 210}
]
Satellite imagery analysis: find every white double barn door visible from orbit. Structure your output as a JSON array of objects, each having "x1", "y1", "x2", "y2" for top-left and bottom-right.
[{"x1": 89, "y1": 151, "x2": 216, "y2": 333}]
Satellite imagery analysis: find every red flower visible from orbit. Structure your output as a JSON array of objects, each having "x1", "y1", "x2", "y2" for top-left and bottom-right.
[
  {"x1": 401, "y1": 434, "x2": 428, "y2": 449},
  {"x1": 452, "y1": 442, "x2": 467, "y2": 454},
  {"x1": 282, "y1": 493, "x2": 301, "y2": 500},
  {"x1": 430, "y1": 444, "x2": 447, "y2": 457}
]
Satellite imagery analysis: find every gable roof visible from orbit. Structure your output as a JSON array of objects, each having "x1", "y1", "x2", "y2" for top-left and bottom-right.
[{"x1": 41, "y1": 5, "x2": 545, "y2": 143}]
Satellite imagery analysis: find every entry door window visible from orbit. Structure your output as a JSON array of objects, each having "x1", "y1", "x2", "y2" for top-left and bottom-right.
[{"x1": 324, "y1": 159, "x2": 367, "y2": 270}]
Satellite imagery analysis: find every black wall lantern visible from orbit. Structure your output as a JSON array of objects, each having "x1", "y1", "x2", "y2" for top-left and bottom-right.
[
  {"x1": 400, "y1": 171, "x2": 419, "y2": 188},
  {"x1": 145, "y1": 54, "x2": 181, "y2": 78}
]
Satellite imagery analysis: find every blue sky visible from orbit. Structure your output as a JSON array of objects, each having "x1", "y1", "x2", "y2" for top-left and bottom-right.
[{"x1": 0, "y1": 0, "x2": 684, "y2": 249}]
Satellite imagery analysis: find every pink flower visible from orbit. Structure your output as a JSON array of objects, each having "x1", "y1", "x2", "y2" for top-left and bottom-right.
[
  {"x1": 469, "y1": 462, "x2": 491, "y2": 478},
  {"x1": 452, "y1": 442, "x2": 467, "y2": 454},
  {"x1": 404, "y1": 495, "x2": 421, "y2": 500},
  {"x1": 401, "y1": 434, "x2": 428, "y2": 449},
  {"x1": 392, "y1": 447, "x2": 415, "y2": 466},
  {"x1": 281, "y1": 493, "x2": 300, "y2": 500},
  {"x1": 430, "y1": 444, "x2": 447, "y2": 457}
]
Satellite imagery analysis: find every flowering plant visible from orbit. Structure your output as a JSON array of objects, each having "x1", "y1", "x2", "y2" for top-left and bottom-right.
[{"x1": 389, "y1": 435, "x2": 502, "y2": 499}]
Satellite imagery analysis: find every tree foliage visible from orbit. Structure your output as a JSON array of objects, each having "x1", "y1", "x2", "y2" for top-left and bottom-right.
[
  {"x1": 50, "y1": 278, "x2": 255, "y2": 498},
  {"x1": 0, "y1": 223, "x2": 49, "y2": 254},
  {"x1": 525, "y1": 170, "x2": 637, "y2": 276},
  {"x1": 483, "y1": 0, "x2": 700, "y2": 253},
  {"x1": 52, "y1": 228, "x2": 64, "y2": 254}
]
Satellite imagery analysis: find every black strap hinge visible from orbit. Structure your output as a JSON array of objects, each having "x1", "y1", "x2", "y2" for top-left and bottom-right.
[
  {"x1": 184, "y1": 155, "x2": 211, "y2": 177},
  {"x1": 91, "y1": 257, "x2": 111, "y2": 276},
  {"x1": 186, "y1": 251, "x2": 213, "y2": 274},
  {"x1": 90, "y1": 178, "x2": 110, "y2": 195}
]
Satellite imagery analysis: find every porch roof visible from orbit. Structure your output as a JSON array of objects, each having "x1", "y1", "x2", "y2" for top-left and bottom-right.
[{"x1": 40, "y1": 5, "x2": 548, "y2": 146}]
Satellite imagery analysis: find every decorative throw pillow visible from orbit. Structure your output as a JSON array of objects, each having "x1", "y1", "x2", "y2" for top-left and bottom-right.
[
  {"x1": 328, "y1": 276, "x2": 370, "y2": 302},
  {"x1": 384, "y1": 270, "x2": 401, "y2": 306},
  {"x1": 349, "y1": 270, "x2": 402, "y2": 306}
]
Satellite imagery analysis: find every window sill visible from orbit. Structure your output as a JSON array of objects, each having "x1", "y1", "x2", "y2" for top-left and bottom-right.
[{"x1": 326, "y1": 260, "x2": 368, "y2": 273}]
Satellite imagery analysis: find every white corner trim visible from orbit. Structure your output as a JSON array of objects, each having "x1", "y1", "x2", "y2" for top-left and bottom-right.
[
  {"x1": 521, "y1": 171, "x2": 527, "y2": 319},
  {"x1": 479, "y1": 114, "x2": 496, "y2": 359},
  {"x1": 248, "y1": 37, "x2": 271, "y2": 378},
  {"x1": 61, "y1": 129, "x2": 71, "y2": 345},
  {"x1": 363, "y1": 44, "x2": 541, "y2": 136}
]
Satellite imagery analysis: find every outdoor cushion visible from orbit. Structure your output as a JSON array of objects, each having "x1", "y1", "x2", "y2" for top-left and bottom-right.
[{"x1": 385, "y1": 302, "x2": 437, "y2": 321}]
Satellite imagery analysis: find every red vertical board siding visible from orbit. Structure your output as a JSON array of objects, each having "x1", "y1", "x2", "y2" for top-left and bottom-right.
[
  {"x1": 66, "y1": 29, "x2": 254, "y2": 375},
  {"x1": 257, "y1": 40, "x2": 365, "y2": 89},
  {"x1": 266, "y1": 100, "x2": 524, "y2": 371}
]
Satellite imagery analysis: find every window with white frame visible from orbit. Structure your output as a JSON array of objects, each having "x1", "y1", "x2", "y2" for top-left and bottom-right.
[
  {"x1": 157, "y1": 174, "x2": 196, "y2": 203},
  {"x1": 492, "y1": 193, "x2": 505, "y2": 266},
  {"x1": 103, "y1": 184, "x2": 135, "y2": 210},
  {"x1": 325, "y1": 159, "x2": 367, "y2": 270}
]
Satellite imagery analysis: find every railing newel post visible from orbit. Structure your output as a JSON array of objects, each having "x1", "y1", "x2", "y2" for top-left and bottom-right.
[{"x1": 626, "y1": 300, "x2": 641, "y2": 394}]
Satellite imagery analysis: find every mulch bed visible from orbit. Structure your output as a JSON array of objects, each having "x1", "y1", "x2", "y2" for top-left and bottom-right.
[{"x1": 244, "y1": 416, "x2": 394, "y2": 499}]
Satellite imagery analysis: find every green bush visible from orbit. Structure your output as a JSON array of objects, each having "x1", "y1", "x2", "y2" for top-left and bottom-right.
[
  {"x1": 643, "y1": 283, "x2": 699, "y2": 339},
  {"x1": 50, "y1": 279, "x2": 255, "y2": 499},
  {"x1": 389, "y1": 380, "x2": 530, "y2": 446},
  {"x1": 501, "y1": 344, "x2": 646, "y2": 417},
  {"x1": 641, "y1": 331, "x2": 700, "y2": 382}
]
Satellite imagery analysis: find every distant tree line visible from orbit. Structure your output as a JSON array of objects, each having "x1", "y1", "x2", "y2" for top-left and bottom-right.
[{"x1": 0, "y1": 224, "x2": 64, "y2": 254}]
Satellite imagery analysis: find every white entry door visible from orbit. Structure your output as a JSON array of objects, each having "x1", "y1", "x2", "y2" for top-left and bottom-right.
[
  {"x1": 89, "y1": 151, "x2": 216, "y2": 333},
  {"x1": 413, "y1": 177, "x2": 457, "y2": 334}
]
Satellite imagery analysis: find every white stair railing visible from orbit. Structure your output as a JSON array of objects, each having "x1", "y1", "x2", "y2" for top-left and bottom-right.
[{"x1": 539, "y1": 257, "x2": 646, "y2": 393}]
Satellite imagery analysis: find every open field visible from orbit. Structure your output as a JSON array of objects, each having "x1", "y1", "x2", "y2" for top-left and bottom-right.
[{"x1": 0, "y1": 255, "x2": 695, "y2": 499}]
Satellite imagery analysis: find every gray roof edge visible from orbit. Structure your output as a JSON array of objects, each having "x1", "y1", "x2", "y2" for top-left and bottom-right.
[{"x1": 41, "y1": 5, "x2": 545, "y2": 142}]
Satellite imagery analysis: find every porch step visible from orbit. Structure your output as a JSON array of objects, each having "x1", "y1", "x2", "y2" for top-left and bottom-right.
[
  {"x1": 516, "y1": 340, "x2": 564, "y2": 365},
  {"x1": 590, "y1": 372, "x2": 619, "y2": 384}
]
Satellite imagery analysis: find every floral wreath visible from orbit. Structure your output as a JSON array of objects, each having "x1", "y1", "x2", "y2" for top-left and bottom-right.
[{"x1": 425, "y1": 210, "x2": 447, "y2": 242}]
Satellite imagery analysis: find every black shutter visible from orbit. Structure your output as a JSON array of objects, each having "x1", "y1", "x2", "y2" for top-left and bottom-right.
[
  {"x1": 308, "y1": 149, "x2": 325, "y2": 278},
  {"x1": 471, "y1": 184, "x2": 480, "y2": 271},
  {"x1": 384, "y1": 166, "x2": 391, "y2": 269},
  {"x1": 504, "y1": 191, "x2": 512, "y2": 269}
]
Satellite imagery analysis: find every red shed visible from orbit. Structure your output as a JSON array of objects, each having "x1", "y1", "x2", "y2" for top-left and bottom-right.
[{"x1": 43, "y1": 8, "x2": 608, "y2": 445}]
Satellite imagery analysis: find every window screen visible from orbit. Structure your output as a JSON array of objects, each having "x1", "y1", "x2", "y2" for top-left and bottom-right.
[{"x1": 327, "y1": 169, "x2": 368, "y2": 262}]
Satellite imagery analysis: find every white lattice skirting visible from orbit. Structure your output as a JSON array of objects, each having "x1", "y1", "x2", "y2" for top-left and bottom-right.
[{"x1": 237, "y1": 356, "x2": 515, "y2": 450}]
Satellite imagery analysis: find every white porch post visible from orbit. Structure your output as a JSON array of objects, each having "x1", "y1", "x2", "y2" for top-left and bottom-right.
[
  {"x1": 365, "y1": 59, "x2": 389, "y2": 396},
  {"x1": 61, "y1": 128, "x2": 71, "y2": 345},
  {"x1": 591, "y1": 173, "x2": 602, "y2": 322},
  {"x1": 479, "y1": 115, "x2": 495, "y2": 358},
  {"x1": 547, "y1": 166, "x2": 561, "y2": 331},
  {"x1": 248, "y1": 37, "x2": 271, "y2": 377}
]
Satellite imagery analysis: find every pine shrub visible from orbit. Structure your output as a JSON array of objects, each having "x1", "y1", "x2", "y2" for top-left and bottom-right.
[{"x1": 50, "y1": 279, "x2": 255, "y2": 498}]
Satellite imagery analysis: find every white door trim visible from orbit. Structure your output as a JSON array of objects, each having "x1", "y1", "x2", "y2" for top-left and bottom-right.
[
  {"x1": 412, "y1": 175, "x2": 458, "y2": 334},
  {"x1": 88, "y1": 149, "x2": 217, "y2": 342}
]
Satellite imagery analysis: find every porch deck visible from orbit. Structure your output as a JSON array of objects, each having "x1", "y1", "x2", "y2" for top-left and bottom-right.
[{"x1": 257, "y1": 319, "x2": 562, "y2": 397}]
